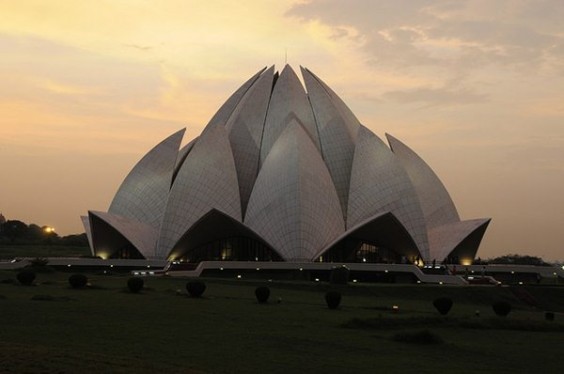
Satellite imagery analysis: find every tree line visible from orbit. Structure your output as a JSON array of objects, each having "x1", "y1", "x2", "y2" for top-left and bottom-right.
[{"x1": 0, "y1": 219, "x2": 88, "y2": 246}]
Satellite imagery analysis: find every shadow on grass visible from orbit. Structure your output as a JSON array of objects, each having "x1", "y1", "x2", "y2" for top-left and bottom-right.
[
  {"x1": 391, "y1": 329, "x2": 444, "y2": 345},
  {"x1": 31, "y1": 295, "x2": 75, "y2": 302},
  {"x1": 343, "y1": 316, "x2": 564, "y2": 332}
]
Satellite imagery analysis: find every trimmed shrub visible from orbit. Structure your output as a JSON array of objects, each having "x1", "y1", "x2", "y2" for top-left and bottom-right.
[
  {"x1": 329, "y1": 265, "x2": 350, "y2": 285},
  {"x1": 325, "y1": 291, "x2": 341, "y2": 309},
  {"x1": 255, "y1": 286, "x2": 270, "y2": 303},
  {"x1": 433, "y1": 297, "x2": 453, "y2": 315},
  {"x1": 545, "y1": 312, "x2": 555, "y2": 321},
  {"x1": 16, "y1": 270, "x2": 36, "y2": 286},
  {"x1": 492, "y1": 301, "x2": 511, "y2": 317},
  {"x1": 68, "y1": 274, "x2": 88, "y2": 289},
  {"x1": 186, "y1": 280, "x2": 206, "y2": 298},
  {"x1": 392, "y1": 330, "x2": 443, "y2": 345},
  {"x1": 127, "y1": 277, "x2": 144, "y2": 293}
]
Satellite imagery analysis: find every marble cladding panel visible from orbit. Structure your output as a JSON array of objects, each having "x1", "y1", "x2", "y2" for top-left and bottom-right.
[
  {"x1": 348, "y1": 126, "x2": 430, "y2": 260},
  {"x1": 109, "y1": 129, "x2": 185, "y2": 228},
  {"x1": 386, "y1": 134, "x2": 460, "y2": 231},
  {"x1": 245, "y1": 122, "x2": 345, "y2": 261},
  {"x1": 157, "y1": 125, "x2": 241, "y2": 258}
]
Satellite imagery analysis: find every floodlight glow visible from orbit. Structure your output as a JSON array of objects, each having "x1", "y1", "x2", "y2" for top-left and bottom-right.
[{"x1": 43, "y1": 226, "x2": 55, "y2": 234}]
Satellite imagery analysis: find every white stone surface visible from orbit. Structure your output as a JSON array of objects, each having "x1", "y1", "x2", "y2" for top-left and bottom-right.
[
  {"x1": 428, "y1": 218, "x2": 491, "y2": 261},
  {"x1": 348, "y1": 126, "x2": 430, "y2": 260},
  {"x1": 157, "y1": 124, "x2": 241, "y2": 258},
  {"x1": 260, "y1": 65, "x2": 321, "y2": 166},
  {"x1": 86, "y1": 65, "x2": 489, "y2": 263},
  {"x1": 80, "y1": 215, "x2": 94, "y2": 256},
  {"x1": 109, "y1": 129, "x2": 185, "y2": 228},
  {"x1": 301, "y1": 67, "x2": 359, "y2": 221},
  {"x1": 302, "y1": 67, "x2": 361, "y2": 138},
  {"x1": 386, "y1": 134, "x2": 460, "y2": 230},
  {"x1": 174, "y1": 136, "x2": 198, "y2": 177},
  {"x1": 226, "y1": 66, "x2": 275, "y2": 216},
  {"x1": 89, "y1": 210, "x2": 159, "y2": 259},
  {"x1": 245, "y1": 122, "x2": 345, "y2": 261},
  {"x1": 202, "y1": 67, "x2": 265, "y2": 133}
]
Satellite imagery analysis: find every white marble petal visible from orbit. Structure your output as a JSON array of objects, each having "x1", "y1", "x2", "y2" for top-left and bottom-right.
[
  {"x1": 386, "y1": 133, "x2": 460, "y2": 230},
  {"x1": 260, "y1": 65, "x2": 321, "y2": 166},
  {"x1": 245, "y1": 121, "x2": 345, "y2": 261},
  {"x1": 157, "y1": 125, "x2": 241, "y2": 258},
  {"x1": 428, "y1": 218, "x2": 491, "y2": 262},
  {"x1": 226, "y1": 66, "x2": 275, "y2": 216},
  {"x1": 348, "y1": 126, "x2": 429, "y2": 260},
  {"x1": 109, "y1": 129, "x2": 185, "y2": 228},
  {"x1": 301, "y1": 67, "x2": 359, "y2": 220},
  {"x1": 89, "y1": 210, "x2": 159, "y2": 259}
]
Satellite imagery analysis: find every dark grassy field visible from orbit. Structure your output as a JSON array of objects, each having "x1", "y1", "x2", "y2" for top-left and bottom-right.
[
  {"x1": 1, "y1": 271, "x2": 563, "y2": 373},
  {"x1": 0, "y1": 244, "x2": 91, "y2": 259}
]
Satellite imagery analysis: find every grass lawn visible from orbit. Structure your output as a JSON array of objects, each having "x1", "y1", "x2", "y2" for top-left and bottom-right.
[{"x1": 1, "y1": 271, "x2": 563, "y2": 373}]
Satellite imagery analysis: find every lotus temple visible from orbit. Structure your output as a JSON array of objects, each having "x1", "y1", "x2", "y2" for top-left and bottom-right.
[{"x1": 82, "y1": 65, "x2": 490, "y2": 267}]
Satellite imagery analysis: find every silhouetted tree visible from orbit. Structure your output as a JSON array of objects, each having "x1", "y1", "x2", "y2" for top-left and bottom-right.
[
  {"x1": 2, "y1": 220, "x2": 28, "y2": 243},
  {"x1": 488, "y1": 254, "x2": 549, "y2": 266},
  {"x1": 27, "y1": 224, "x2": 44, "y2": 241},
  {"x1": 59, "y1": 233, "x2": 88, "y2": 246}
]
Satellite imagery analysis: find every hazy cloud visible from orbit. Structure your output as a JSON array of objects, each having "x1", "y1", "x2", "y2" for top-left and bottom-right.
[
  {"x1": 123, "y1": 43, "x2": 153, "y2": 51},
  {"x1": 287, "y1": 0, "x2": 564, "y2": 73},
  {"x1": 383, "y1": 85, "x2": 487, "y2": 106}
]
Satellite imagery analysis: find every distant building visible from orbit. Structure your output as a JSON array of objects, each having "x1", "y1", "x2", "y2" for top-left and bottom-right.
[
  {"x1": 0, "y1": 212, "x2": 5, "y2": 225},
  {"x1": 83, "y1": 65, "x2": 490, "y2": 264}
]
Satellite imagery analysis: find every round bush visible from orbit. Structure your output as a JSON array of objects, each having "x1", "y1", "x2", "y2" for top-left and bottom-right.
[
  {"x1": 186, "y1": 280, "x2": 206, "y2": 298},
  {"x1": 545, "y1": 311, "x2": 555, "y2": 321},
  {"x1": 325, "y1": 291, "x2": 342, "y2": 309},
  {"x1": 433, "y1": 297, "x2": 453, "y2": 315},
  {"x1": 255, "y1": 286, "x2": 270, "y2": 303},
  {"x1": 16, "y1": 270, "x2": 36, "y2": 286},
  {"x1": 492, "y1": 301, "x2": 511, "y2": 317},
  {"x1": 127, "y1": 277, "x2": 144, "y2": 293},
  {"x1": 68, "y1": 274, "x2": 88, "y2": 289},
  {"x1": 329, "y1": 265, "x2": 350, "y2": 285}
]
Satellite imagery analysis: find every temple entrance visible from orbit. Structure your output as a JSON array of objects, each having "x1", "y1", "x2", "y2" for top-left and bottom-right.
[
  {"x1": 110, "y1": 243, "x2": 144, "y2": 259},
  {"x1": 318, "y1": 239, "x2": 406, "y2": 264},
  {"x1": 172, "y1": 236, "x2": 283, "y2": 263}
]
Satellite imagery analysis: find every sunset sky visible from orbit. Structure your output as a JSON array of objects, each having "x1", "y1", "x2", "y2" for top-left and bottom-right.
[{"x1": 1, "y1": 0, "x2": 563, "y2": 261}]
